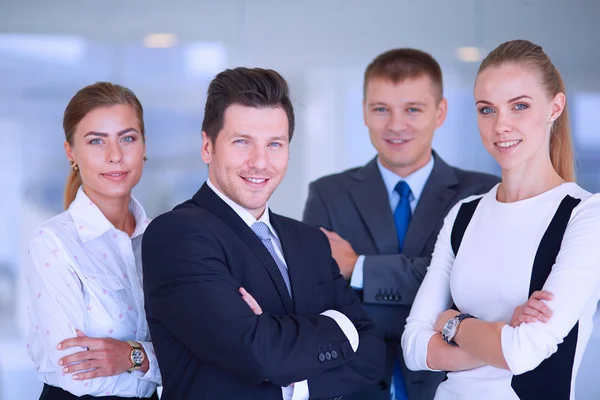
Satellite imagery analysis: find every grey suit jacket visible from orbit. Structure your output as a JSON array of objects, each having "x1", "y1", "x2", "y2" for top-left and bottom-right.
[{"x1": 302, "y1": 152, "x2": 500, "y2": 400}]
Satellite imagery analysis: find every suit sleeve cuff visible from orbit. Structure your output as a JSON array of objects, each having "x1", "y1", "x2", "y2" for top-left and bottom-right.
[
  {"x1": 320, "y1": 309, "x2": 359, "y2": 352},
  {"x1": 350, "y1": 255, "x2": 365, "y2": 289},
  {"x1": 281, "y1": 380, "x2": 309, "y2": 400}
]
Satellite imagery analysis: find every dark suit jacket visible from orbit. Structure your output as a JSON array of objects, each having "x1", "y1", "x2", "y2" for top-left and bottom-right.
[
  {"x1": 302, "y1": 152, "x2": 500, "y2": 400},
  {"x1": 142, "y1": 184, "x2": 386, "y2": 400}
]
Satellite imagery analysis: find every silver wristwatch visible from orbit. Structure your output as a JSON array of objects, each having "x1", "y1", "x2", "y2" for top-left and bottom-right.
[{"x1": 442, "y1": 313, "x2": 477, "y2": 346}]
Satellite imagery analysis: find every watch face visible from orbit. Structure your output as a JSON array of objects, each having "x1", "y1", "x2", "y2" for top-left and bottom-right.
[
  {"x1": 442, "y1": 318, "x2": 459, "y2": 340},
  {"x1": 131, "y1": 349, "x2": 144, "y2": 365}
]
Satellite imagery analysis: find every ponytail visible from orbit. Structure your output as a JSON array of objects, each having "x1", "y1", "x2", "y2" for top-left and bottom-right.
[
  {"x1": 549, "y1": 73, "x2": 575, "y2": 182},
  {"x1": 64, "y1": 169, "x2": 82, "y2": 210}
]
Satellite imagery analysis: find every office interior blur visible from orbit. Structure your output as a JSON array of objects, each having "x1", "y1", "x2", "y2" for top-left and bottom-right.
[{"x1": 1, "y1": 0, "x2": 599, "y2": 398}]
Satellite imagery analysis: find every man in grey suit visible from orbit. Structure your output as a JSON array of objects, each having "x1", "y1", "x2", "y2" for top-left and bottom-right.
[{"x1": 302, "y1": 49, "x2": 500, "y2": 400}]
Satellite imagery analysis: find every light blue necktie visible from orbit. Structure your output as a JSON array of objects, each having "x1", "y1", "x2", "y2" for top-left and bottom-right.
[
  {"x1": 251, "y1": 222, "x2": 292, "y2": 299},
  {"x1": 391, "y1": 181, "x2": 411, "y2": 400}
]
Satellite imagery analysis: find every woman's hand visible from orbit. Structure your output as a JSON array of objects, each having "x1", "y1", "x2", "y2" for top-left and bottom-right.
[
  {"x1": 510, "y1": 290, "x2": 554, "y2": 327},
  {"x1": 57, "y1": 330, "x2": 143, "y2": 379}
]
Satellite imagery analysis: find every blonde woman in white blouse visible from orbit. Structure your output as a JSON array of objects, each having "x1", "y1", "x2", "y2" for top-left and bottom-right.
[{"x1": 24, "y1": 82, "x2": 161, "y2": 399}]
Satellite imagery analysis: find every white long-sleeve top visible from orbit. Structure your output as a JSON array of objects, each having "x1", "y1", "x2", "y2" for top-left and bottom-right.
[
  {"x1": 24, "y1": 187, "x2": 161, "y2": 397},
  {"x1": 402, "y1": 182, "x2": 600, "y2": 400}
]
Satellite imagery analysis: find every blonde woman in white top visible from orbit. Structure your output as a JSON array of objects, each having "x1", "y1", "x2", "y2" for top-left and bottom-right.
[
  {"x1": 402, "y1": 40, "x2": 600, "y2": 400},
  {"x1": 24, "y1": 82, "x2": 161, "y2": 399}
]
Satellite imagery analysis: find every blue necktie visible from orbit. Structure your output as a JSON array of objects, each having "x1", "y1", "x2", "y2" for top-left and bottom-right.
[
  {"x1": 251, "y1": 222, "x2": 292, "y2": 299},
  {"x1": 391, "y1": 181, "x2": 411, "y2": 400},
  {"x1": 394, "y1": 181, "x2": 412, "y2": 252}
]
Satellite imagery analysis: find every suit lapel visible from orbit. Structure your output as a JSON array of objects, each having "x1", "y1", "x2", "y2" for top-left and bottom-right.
[
  {"x1": 349, "y1": 158, "x2": 399, "y2": 254},
  {"x1": 269, "y1": 214, "x2": 311, "y2": 315},
  {"x1": 193, "y1": 184, "x2": 294, "y2": 314},
  {"x1": 404, "y1": 153, "x2": 459, "y2": 256}
]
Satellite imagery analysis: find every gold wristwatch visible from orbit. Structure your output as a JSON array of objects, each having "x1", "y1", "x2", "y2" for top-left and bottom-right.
[{"x1": 126, "y1": 340, "x2": 145, "y2": 373}]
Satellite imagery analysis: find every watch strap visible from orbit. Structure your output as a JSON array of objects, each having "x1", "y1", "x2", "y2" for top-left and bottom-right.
[
  {"x1": 456, "y1": 313, "x2": 477, "y2": 324},
  {"x1": 449, "y1": 313, "x2": 477, "y2": 345},
  {"x1": 127, "y1": 340, "x2": 142, "y2": 350}
]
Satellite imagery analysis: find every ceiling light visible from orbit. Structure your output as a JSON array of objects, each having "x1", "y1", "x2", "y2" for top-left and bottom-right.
[
  {"x1": 456, "y1": 47, "x2": 485, "y2": 63},
  {"x1": 143, "y1": 33, "x2": 178, "y2": 49}
]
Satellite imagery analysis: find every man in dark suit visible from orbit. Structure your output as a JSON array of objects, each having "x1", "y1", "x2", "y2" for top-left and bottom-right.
[
  {"x1": 142, "y1": 67, "x2": 385, "y2": 400},
  {"x1": 302, "y1": 49, "x2": 500, "y2": 400}
]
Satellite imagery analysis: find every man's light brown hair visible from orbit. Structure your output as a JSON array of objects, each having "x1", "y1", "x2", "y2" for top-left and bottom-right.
[{"x1": 364, "y1": 48, "x2": 443, "y2": 101}]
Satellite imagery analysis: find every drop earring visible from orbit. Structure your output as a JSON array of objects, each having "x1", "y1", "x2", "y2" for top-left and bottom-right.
[{"x1": 69, "y1": 160, "x2": 79, "y2": 172}]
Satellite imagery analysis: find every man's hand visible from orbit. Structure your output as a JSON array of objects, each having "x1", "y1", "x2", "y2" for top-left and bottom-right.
[
  {"x1": 240, "y1": 287, "x2": 263, "y2": 315},
  {"x1": 57, "y1": 330, "x2": 145, "y2": 379},
  {"x1": 320, "y1": 228, "x2": 359, "y2": 280}
]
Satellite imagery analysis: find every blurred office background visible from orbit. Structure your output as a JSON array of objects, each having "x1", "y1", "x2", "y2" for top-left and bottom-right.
[{"x1": 0, "y1": 0, "x2": 599, "y2": 398}]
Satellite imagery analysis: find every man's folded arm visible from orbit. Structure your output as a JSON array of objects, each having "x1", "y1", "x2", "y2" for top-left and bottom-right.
[
  {"x1": 305, "y1": 249, "x2": 387, "y2": 399},
  {"x1": 142, "y1": 212, "x2": 356, "y2": 387}
]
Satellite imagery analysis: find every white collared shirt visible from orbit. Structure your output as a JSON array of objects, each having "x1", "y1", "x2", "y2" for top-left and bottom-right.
[
  {"x1": 24, "y1": 187, "x2": 161, "y2": 397},
  {"x1": 377, "y1": 155, "x2": 435, "y2": 213},
  {"x1": 206, "y1": 179, "x2": 286, "y2": 267},
  {"x1": 206, "y1": 179, "x2": 359, "y2": 400}
]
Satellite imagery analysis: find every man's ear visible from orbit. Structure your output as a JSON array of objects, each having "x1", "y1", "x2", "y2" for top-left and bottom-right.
[{"x1": 201, "y1": 131, "x2": 213, "y2": 164}]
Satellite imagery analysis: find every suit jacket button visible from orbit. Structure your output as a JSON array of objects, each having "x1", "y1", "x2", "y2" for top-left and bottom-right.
[
  {"x1": 319, "y1": 353, "x2": 325, "y2": 362},
  {"x1": 331, "y1": 350, "x2": 338, "y2": 359},
  {"x1": 394, "y1": 295, "x2": 400, "y2": 301},
  {"x1": 375, "y1": 293, "x2": 382, "y2": 301},
  {"x1": 383, "y1": 295, "x2": 390, "y2": 301},
  {"x1": 325, "y1": 352, "x2": 332, "y2": 360}
]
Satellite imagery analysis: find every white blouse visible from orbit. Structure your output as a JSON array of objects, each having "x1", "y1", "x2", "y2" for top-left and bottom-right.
[{"x1": 24, "y1": 187, "x2": 161, "y2": 397}]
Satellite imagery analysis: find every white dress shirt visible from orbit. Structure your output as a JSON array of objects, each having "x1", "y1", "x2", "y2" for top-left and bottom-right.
[
  {"x1": 206, "y1": 179, "x2": 359, "y2": 400},
  {"x1": 350, "y1": 156, "x2": 435, "y2": 289},
  {"x1": 24, "y1": 187, "x2": 161, "y2": 397},
  {"x1": 402, "y1": 183, "x2": 600, "y2": 400}
]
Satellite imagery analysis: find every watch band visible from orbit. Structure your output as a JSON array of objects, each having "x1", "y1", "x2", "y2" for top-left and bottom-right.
[{"x1": 456, "y1": 313, "x2": 477, "y2": 324}]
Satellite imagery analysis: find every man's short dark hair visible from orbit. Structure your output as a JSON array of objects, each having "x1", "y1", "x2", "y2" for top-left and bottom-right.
[{"x1": 202, "y1": 67, "x2": 295, "y2": 143}]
